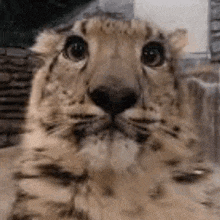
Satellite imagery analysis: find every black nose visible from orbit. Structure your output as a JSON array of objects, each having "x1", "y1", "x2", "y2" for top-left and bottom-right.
[{"x1": 88, "y1": 86, "x2": 138, "y2": 115}]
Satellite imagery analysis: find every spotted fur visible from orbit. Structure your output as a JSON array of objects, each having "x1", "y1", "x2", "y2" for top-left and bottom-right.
[{"x1": 8, "y1": 14, "x2": 220, "y2": 220}]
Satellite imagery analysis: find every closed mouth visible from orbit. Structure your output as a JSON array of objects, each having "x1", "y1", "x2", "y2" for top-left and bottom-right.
[
  {"x1": 73, "y1": 115, "x2": 111, "y2": 137},
  {"x1": 73, "y1": 114, "x2": 158, "y2": 143},
  {"x1": 114, "y1": 116, "x2": 156, "y2": 142}
]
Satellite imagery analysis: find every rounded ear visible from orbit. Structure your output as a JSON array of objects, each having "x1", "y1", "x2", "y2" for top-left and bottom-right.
[
  {"x1": 30, "y1": 29, "x2": 64, "y2": 59},
  {"x1": 168, "y1": 29, "x2": 188, "y2": 53}
]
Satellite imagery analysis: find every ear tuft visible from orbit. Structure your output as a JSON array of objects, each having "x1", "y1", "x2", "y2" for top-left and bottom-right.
[{"x1": 169, "y1": 29, "x2": 188, "y2": 53}]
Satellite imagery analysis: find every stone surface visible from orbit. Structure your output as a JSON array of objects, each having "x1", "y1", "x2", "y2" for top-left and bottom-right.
[
  {"x1": 10, "y1": 80, "x2": 31, "y2": 88},
  {"x1": 13, "y1": 72, "x2": 32, "y2": 81},
  {"x1": 27, "y1": 55, "x2": 44, "y2": 68},
  {"x1": 9, "y1": 119, "x2": 23, "y2": 134},
  {"x1": 6, "y1": 48, "x2": 30, "y2": 58},
  {"x1": 0, "y1": 134, "x2": 8, "y2": 146},
  {"x1": 211, "y1": 40, "x2": 220, "y2": 53},
  {"x1": 0, "y1": 89, "x2": 29, "y2": 97},
  {"x1": 0, "y1": 72, "x2": 11, "y2": 83},
  {"x1": 212, "y1": 54, "x2": 220, "y2": 61},
  {"x1": 211, "y1": 21, "x2": 220, "y2": 31},
  {"x1": 0, "y1": 46, "x2": 31, "y2": 144},
  {"x1": 0, "y1": 56, "x2": 7, "y2": 64},
  {"x1": 211, "y1": 6, "x2": 220, "y2": 19},
  {"x1": 211, "y1": 0, "x2": 220, "y2": 60},
  {"x1": 1, "y1": 112, "x2": 25, "y2": 120},
  {"x1": 10, "y1": 58, "x2": 27, "y2": 66},
  {"x1": 0, "y1": 96, "x2": 28, "y2": 104},
  {"x1": 0, "y1": 63, "x2": 28, "y2": 72},
  {"x1": 212, "y1": 32, "x2": 220, "y2": 38},
  {"x1": 0, "y1": 120, "x2": 10, "y2": 133},
  {"x1": 211, "y1": 1, "x2": 220, "y2": 6},
  {"x1": 179, "y1": 58, "x2": 203, "y2": 69},
  {"x1": 0, "y1": 104, "x2": 25, "y2": 112},
  {"x1": 0, "y1": 48, "x2": 5, "y2": 55}
]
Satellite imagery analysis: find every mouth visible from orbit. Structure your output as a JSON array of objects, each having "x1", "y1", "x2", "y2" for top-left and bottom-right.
[
  {"x1": 73, "y1": 114, "x2": 158, "y2": 143},
  {"x1": 73, "y1": 114, "x2": 111, "y2": 138}
]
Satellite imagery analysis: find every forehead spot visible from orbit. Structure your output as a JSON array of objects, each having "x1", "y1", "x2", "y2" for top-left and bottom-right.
[
  {"x1": 151, "y1": 142, "x2": 163, "y2": 151},
  {"x1": 145, "y1": 25, "x2": 153, "y2": 40},
  {"x1": 80, "y1": 20, "x2": 88, "y2": 35},
  {"x1": 158, "y1": 32, "x2": 166, "y2": 40}
]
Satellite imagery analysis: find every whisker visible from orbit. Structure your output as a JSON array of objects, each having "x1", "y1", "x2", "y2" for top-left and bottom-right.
[
  {"x1": 130, "y1": 118, "x2": 158, "y2": 124},
  {"x1": 69, "y1": 114, "x2": 97, "y2": 119},
  {"x1": 160, "y1": 127, "x2": 178, "y2": 138}
]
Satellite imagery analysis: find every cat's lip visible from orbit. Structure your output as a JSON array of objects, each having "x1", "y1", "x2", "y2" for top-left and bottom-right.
[
  {"x1": 114, "y1": 116, "x2": 159, "y2": 142},
  {"x1": 73, "y1": 114, "x2": 158, "y2": 143}
]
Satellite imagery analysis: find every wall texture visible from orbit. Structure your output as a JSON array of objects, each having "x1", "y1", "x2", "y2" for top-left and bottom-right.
[
  {"x1": 135, "y1": 0, "x2": 209, "y2": 54},
  {"x1": 211, "y1": 0, "x2": 220, "y2": 61},
  {"x1": 0, "y1": 48, "x2": 39, "y2": 147}
]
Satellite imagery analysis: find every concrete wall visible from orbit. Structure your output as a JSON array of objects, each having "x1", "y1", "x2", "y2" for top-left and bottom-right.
[
  {"x1": 99, "y1": 0, "x2": 134, "y2": 18},
  {"x1": 134, "y1": 0, "x2": 209, "y2": 54}
]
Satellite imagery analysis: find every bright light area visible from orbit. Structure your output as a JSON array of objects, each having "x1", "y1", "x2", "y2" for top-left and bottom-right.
[{"x1": 134, "y1": 0, "x2": 209, "y2": 53}]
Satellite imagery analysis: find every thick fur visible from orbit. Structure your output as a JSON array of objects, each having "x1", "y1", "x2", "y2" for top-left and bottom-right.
[{"x1": 8, "y1": 15, "x2": 220, "y2": 220}]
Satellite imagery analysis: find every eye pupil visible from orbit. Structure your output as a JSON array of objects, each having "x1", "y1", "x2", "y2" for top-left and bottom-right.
[
  {"x1": 72, "y1": 43, "x2": 85, "y2": 57},
  {"x1": 142, "y1": 42, "x2": 165, "y2": 67},
  {"x1": 64, "y1": 36, "x2": 88, "y2": 61},
  {"x1": 144, "y1": 49, "x2": 158, "y2": 62}
]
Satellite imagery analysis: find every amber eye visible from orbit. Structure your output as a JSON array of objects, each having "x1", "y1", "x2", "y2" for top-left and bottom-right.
[
  {"x1": 141, "y1": 42, "x2": 165, "y2": 67},
  {"x1": 63, "y1": 36, "x2": 88, "y2": 61}
]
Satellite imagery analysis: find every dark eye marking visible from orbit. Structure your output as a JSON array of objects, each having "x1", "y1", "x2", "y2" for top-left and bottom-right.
[
  {"x1": 173, "y1": 126, "x2": 180, "y2": 132},
  {"x1": 81, "y1": 20, "x2": 88, "y2": 35},
  {"x1": 145, "y1": 26, "x2": 152, "y2": 40},
  {"x1": 63, "y1": 35, "x2": 88, "y2": 61},
  {"x1": 49, "y1": 55, "x2": 58, "y2": 72},
  {"x1": 141, "y1": 42, "x2": 165, "y2": 67},
  {"x1": 158, "y1": 32, "x2": 165, "y2": 40}
]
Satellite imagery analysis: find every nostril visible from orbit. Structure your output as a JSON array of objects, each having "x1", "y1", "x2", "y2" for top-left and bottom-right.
[
  {"x1": 121, "y1": 91, "x2": 137, "y2": 111},
  {"x1": 88, "y1": 86, "x2": 138, "y2": 115},
  {"x1": 89, "y1": 87, "x2": 111, "y2": 110}
]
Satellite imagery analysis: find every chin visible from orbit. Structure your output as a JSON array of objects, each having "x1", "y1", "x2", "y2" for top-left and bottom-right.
[{"x1": 77, "y1": 129, "x2": 143, "y2": 173}]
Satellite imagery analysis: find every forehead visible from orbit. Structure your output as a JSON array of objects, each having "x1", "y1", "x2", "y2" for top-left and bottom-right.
[{"x1": 57, "y1": 18, "x2": 166, "y2": 41}]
